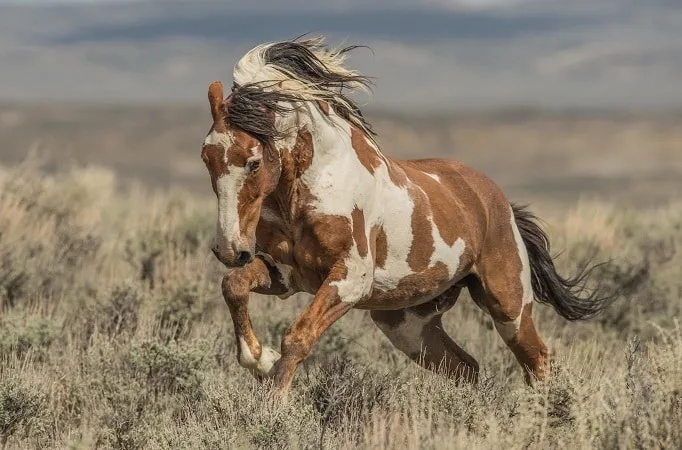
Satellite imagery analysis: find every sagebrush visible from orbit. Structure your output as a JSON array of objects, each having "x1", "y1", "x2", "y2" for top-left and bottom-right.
[{"x1": 0, "y1": 162, "x2": 680, "y2": 449}]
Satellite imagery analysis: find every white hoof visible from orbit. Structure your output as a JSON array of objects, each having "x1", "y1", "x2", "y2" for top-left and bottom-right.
[
  {"x1": 238, "y1": 337, "x2": 281, "y2": 378},
  {"x1": 256, "y1": 345, "x2": 281, "y2": 377}
]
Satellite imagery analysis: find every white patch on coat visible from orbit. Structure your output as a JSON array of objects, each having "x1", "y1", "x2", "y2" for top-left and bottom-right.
[
  {"x1": 203, "y1": 130, "x2": 236, "y2": 164},
  {"x1": 332, "y1": 242, "x2": 374, "y2": 303},
  {"x1": 494, "y1": 208, "x2": 533, "y2": 341},
  {"x1": 426, "y1": 173, "x2": 440, "y2": 182},
  {"x1": 297, "y1": 104, "x2": 417, "y2": 300},
  {"x1": 511, "y1": 208, "x2": 533, "y2": 307},
  {"x1": 428, "y1": 215, "x2": 466, "y2": 279},
  {"x1": 238, "y1": 337, "x2": 281, "y2": 377},
  {"x1": 215, "y1": 167, "x2": 247, "y2": 251}
]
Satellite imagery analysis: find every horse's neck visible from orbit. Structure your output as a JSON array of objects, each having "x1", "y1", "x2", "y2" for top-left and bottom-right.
[{"x1": 272, "y1": 103, "x2": 377, "y2": 220}]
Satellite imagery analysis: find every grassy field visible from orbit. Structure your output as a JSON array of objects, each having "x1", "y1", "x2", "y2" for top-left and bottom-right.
[{"x1": 0, "y1": 155, "x2": 680, "y2": 449}]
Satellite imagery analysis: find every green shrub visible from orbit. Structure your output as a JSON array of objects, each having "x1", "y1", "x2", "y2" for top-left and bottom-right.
[
  {"x1": 123, "y1": 339, "x2": 212, "y2": 398},
  {"x1": 68, "y1": 283, "x2": 145, "y2": 343},
  {"x1": 0, "y1": 315, "x2": 61, "y2": 362},
  {"x1": 154, "y1": 283, "x2": 208, "y2": 343},
  {"x1": 0, "y1": 377, "x2": 50, "y2": 447}
]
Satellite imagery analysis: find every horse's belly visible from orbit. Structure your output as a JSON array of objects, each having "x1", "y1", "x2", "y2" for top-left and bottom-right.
[{"x1": 354, "y1": 262, "x2": 458, "y2": 310}]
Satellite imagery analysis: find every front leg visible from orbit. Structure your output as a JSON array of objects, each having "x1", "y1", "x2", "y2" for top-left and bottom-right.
[
  {"x1": 271, "y1": 262, "x2": 372, "y2": 396},
  {"x1": 222, "y1": 256, "x2": 290, "y2": 379}
]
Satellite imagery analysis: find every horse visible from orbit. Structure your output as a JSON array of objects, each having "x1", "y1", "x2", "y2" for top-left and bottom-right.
[{"x1": 200, "y1": 36, "x2": 615, "y2": 397}]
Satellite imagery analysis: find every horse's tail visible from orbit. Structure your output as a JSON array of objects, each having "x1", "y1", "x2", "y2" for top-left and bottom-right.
[{"x1": 511, "y1": 203, "x2": 617, "y2": 321}]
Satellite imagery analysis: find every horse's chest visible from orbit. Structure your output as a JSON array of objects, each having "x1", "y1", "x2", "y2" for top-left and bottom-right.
[{"x1": 256, "y1": 212, "x2": 353, "y2": 295}]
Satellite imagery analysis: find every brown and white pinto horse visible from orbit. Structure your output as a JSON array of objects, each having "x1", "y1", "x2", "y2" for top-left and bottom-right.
[{"x1": 201, "y1": 37, "x2": 614, "y2": 397}]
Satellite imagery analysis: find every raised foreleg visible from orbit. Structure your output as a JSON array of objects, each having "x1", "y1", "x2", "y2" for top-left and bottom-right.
[
  {"x1": 270, "y1": 261, "x2": 372, "y2": 397},
  {"x1": 222, "y1": 256, "x2": 291, "y2": 379}
]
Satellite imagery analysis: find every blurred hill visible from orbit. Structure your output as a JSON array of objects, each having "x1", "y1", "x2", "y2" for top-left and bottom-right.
[{"x1": 1, "y1": 103, "x2": 680, "y2": 210}]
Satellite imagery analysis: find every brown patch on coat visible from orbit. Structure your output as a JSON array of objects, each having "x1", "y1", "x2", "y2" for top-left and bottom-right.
[
  {"x1": 258, "y1": 159, "x2": 355, "y2": 294},
  {"x1": 317, "y1": 100, "x2": 330, "y2": 116},
  {"x1": 201, "y1": 144, "x2": 227, "y2": 194},
  {"x1": 506, "y1": 304, "x2": 550, "y2": 384},
  {"x1": 351, "y1": 207, "x2": 368, "y2": 258},
  {"x1": 293, "y1": 130, "x2": 314, "y2": 175},
  {"x1": 350, "y1": 125, "x2": 410, "y2": 189},
  {"x1": 370, "y1": 225, "x2": 388, "y2": 269},
  {"x1": 275, "y1": 130, "x2": 315, "y2": 222},
  {"x1": 208, "y1": 80, "x2": 225, "y2": 122},
  {"x1": 356, "y1": 262, "x2": 451, "y2": 310},
  {"x1": 406, "y1": 185, "x2": 435, "y2": 272},
  {"x1": 294, "y1": 212, "x2": 353, "y2": 275},
  {"x1": 397, "y1": 158, "x2": 504, "y2": 256},
  {"x1": 385, "y1": 159, "x2": 409, "y2": 188},
  {"x1": 473, "y1": 209, "x2": 525, "y2": 324},
  {"x1": 351, "y1": 126, "x2": 383, "y2": 174},
  {"x1": 259, "y1": 127, "x2": 356, "y2": 292}
]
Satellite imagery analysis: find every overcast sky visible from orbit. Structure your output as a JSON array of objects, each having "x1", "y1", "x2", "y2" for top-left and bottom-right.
[{"x1": 1, "y1": 0, "x2": 680, "y2": 112}]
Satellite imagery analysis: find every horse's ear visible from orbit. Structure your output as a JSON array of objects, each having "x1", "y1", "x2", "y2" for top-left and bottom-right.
[{"x1": 208, "y1": 81, "x2": 224, "y2": 121}]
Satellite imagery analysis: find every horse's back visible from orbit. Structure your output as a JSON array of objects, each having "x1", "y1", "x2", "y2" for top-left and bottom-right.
[{"x1": 395, "y1": 157, "x2": 514, "y2": 240}]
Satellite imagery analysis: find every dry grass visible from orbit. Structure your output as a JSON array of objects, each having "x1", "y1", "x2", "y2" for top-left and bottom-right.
[{"x1": 0, "y1": 160, "x2": 681, "y2": 449}]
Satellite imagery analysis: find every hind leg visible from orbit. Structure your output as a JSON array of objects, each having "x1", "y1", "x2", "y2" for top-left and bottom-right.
[
  {"x1": 469, "y1": 213, "x2": 550, "y2": 385},
  {"x1": 371, "y1": 286, "x2": 479, "y2": 383}
]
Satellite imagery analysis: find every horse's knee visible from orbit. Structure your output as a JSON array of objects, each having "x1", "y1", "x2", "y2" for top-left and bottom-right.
[
  {"x1": 280, "y1": 329, "x2": 315, "y2": 363},
  {"x1": 222, "y1": 269, "x2": 251, "y2": 300}
]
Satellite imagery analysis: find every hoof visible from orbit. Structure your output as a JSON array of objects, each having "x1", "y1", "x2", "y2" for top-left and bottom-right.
[{"x1": 239, "y1": 340, "x2": 282, "y2": 379}]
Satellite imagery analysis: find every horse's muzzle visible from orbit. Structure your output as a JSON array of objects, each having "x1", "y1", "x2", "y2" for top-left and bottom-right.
[{"x1": 212, "y1": 245, "x2": 253, "y2": 267}]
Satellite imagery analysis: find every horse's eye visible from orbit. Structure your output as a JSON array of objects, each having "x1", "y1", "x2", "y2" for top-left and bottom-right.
[{"x1": 246, "y1": 158, "x2": 261, "y2": 174}]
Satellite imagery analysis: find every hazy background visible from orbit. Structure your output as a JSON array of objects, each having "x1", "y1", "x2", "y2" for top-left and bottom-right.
[{"x1": 1, "y1": 0, "x2": 680, "y2": 208}]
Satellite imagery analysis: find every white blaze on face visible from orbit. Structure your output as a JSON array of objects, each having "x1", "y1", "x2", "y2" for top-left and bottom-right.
[
  {"x1": 216, "y1": 166, "x2": 248, "y2": 251},
  {"x1": 203, "y1": 129, "x2": 248, "y2": 251}
]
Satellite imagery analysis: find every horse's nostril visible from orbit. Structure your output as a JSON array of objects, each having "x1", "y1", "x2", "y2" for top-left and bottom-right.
[{"x1": 236, "y1": 251, "x2": 252, "y2": 266}]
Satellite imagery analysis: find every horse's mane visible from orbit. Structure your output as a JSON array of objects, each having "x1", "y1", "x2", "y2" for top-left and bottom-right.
[{"x1": 227, "y1": 35, "x2": 377, "y2": 146}]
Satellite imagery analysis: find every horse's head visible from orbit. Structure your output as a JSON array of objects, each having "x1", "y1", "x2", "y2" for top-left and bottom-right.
[{"x1": 202, "y1": 81, "x2": 281, "y2": 267}]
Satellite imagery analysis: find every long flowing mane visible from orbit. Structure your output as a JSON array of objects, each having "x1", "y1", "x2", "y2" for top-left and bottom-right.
[{"x1": 227, "y1": 36, "x2": 377, "y2": 145}]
